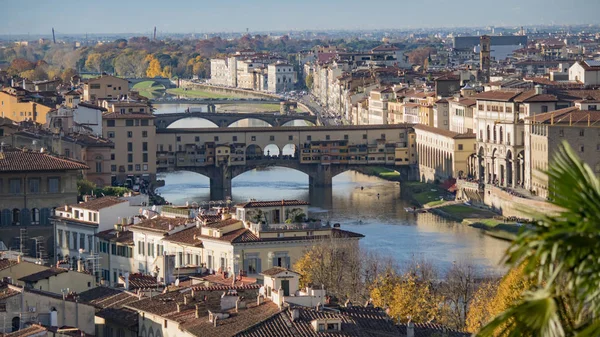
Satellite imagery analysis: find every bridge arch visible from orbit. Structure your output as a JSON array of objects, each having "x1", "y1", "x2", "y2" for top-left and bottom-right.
[
  {"x1": 246, "y1": 144, "x2": 263, "y2": 160},
  {"x1": 281, "y1": 144, "x2": 297, "y2": 157},
  {"x1": 160, "y1": 117, "x2": 219, "y2": 129},
  {"x1": 281, "y1": 119, "x2": 316, "y2": 127},
  {"x1": 228, "y1": 117, "x2": 274, "y2": 128},
  {"x1": 263, "y1": 144, "x2": 281, "y2": 157}
]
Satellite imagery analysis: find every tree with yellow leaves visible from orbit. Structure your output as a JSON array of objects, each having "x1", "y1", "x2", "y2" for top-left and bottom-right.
[
  {"x1": 466, "y1": 264, "x2": 533, "y2": 334},
  {"x1": 145, "y1": 55, "x2": 163, "y2": 78},
  {"x1": 371, "y1": 271, "x2": 443, "y2": 323},
  {"x1": 85, "y1": 52, "x2": 103, "y2": 72}
]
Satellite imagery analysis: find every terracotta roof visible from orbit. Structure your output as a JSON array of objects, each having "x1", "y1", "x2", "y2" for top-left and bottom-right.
[
  {"x1": 95, "y1": 229, "x2": 134, "y2": 245},
  {"x1": 161, "y1": 226, "x2": 204, "y2": 247},
  {"x1": 514, "y1": 90, "x2": 558, "y2": 103},
  {"x1": 473, "y1": 90, "x2": 523, "y2": 102},
  {"x1": 199, "y1": 274, "x2": 258, "y2": 287},
  {"x1": 18, "y1": 267, "x2": 67, "y2": 282},
  {"x1": 72, "y1": 196, "x2": 127, "y2": 211},
  {"x1": 204, "y1": 218, "x2": 242, "y2": 229},
  {"x1": 260, "y1": 267, "x2": 300, "y2": 277},
  {"x1": 414, "y1": 124, "x2": 477, "y2": 139},
  {"x1": 2, "y1": 324, "x2": 47, "y2": 337},
  {"x1": 78, "y1": 102, "x2": 107, "y2": 111},
  {"x1": 579, "y1": 60, "x2": 600, "y2": 71},
  {"x1": 125, "y1": 273, "x2": 159, "y2": 290},
  {"x1": 102, "y1": 112, "x2": 155, "y2": 119},
  {"x1": 130, "y1": 216, "x2": 193, "y2": 234},
  {"x1": 237, "y1": 305, "x2": 403, "y2": 337},
  {"x1": 435, "y1": 74, "x2": 460, "y2": 81},
  {"x1": 0, "y1": 284, "x2": 19, "y2": 300},
  {"x1": 398, "y1": 322, "x2": 470, "y2": 337},
  {"x1": 78, "y1": 287, "x2": 139, "y2": 309},
  {"x1": 551, "y1": 89, "x2": 600, "y2": 102},
  {"x1": 454, "y1": 98, "x2": 477, "y2": 107},
  {"x1": 0, "y1": 258, "x2": 18, "y2": 271},
  {"x1": 235, "y1": 200, "x2": 309, "y2": 208},
  {"x1": 96, "y1": 307, "x2": 139, "y2": 328},
  {"x1": 0, "y1": 149, "x2": 89, "y2": 173},
  {"x1": 183, "y1": 301, "x2": 281, "y2": 337},
  {"x1": 525, "y1": 106, "x2": 600, "y2": 125}
]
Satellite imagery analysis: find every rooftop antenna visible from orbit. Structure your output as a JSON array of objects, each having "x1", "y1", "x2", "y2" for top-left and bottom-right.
[{"x1": 52, "y1": 28, "x2": 56, "y2": 44}]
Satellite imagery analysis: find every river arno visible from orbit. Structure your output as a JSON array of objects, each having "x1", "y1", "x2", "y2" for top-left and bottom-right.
[{"x1": 156, "y1": 167, "x2": 510, "y2": 275}]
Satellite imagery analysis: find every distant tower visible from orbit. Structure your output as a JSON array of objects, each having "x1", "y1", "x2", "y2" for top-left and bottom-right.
[
  {"x1": 154, "y1": 27, "x2": 157, "y2": 40},
  {"x1": 52, "y1": 28, "x2": 56, "y2": 44},
  {"x1": 480, "y1": 35, "x2": 491, "y2": 83}
]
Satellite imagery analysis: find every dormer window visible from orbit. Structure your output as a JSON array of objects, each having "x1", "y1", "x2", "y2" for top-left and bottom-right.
[{"x1": 312, "y1": 319, "x2": 341, "y2": 332}]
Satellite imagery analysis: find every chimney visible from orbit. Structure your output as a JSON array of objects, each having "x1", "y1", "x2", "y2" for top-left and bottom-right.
[
  {"x1": 184, "y1": 295, "x2": 189, "y2": 305},
  {"x1": 316, "y1": 302, "x2": 321, "y2": 312},
  {"x1": 17, "y1": 255, "x2": 22, "y2": 263},
  {"x1": 291, "y1": 308, "x2": 300, "y2": 322},
  {"x1": 257, "y1": 295, "x2": 262, "y2": 306},
  {"x1": 213, "y1": 316, "x2": 218, "y2": 327},
  {"x1": 235, "y1": 298, "x2": 240, "y2": 313},
  {"x1": 64, "y1": 205, "x2": 68, "y2": 211},
  {"x1": 177, "y1": 303, "x2": 182, "y2": 312},
  {"x1": 534, "y1": 84, "x2": 544, "y2": 95},
  {"x1": 407, "y1": 321, "x2": 415, "y2": 337},
  {"x1": 195, "y1": 304, "x2": 201, "y2": 318},
  {"x1": 77, "y1": 259, "x2": 83, "y2": 272}
]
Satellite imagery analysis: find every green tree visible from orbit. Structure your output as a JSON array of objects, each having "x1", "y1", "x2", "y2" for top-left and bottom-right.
[
  {"x1": 478, "y1": 142, "x2": 600, "y2": 337},
  {"x1": 77, "y1": 179, "x2": 96, "y2": 197}
]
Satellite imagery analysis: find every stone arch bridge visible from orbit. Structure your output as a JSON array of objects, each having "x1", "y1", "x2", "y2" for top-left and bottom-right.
[
  {"x1": 127, "y1": 77, "x2": 175, "y2": 89},
  {"x1": 155, "y1": 125, "x2": 419, "y2": 200},
  {"x1": 154, "y1": 112, "x2": 318, "y2": 129}
]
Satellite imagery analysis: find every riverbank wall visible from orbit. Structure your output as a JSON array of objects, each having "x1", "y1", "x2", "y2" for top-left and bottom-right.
[
  {"x1": 456, "y1": 180, "x2": 561, "y2": 220},
  {"x1": 180, "y1": 81, "x2": 281, "y2": 99}
]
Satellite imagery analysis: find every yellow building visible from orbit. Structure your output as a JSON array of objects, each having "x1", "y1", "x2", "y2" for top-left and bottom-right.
[
  {"x1": 0, "y1": 87, "x2": 54, "y2": 124},
  {"x1": 102, "y1": 103, "x2": 156, "y2": 183},
  {"x1": 83, "y1": 75, "x2": 129, "y2": 103},
  {"x1": 414, "y1": 124, "x2": 476, "y2": 183}
]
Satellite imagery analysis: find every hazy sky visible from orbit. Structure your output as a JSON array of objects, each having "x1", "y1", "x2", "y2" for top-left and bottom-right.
[{"x1": 1, "y1": 0, "x2": 599, "y2": 35}]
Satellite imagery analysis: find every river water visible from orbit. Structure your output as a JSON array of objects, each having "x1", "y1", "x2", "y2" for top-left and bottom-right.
[{"x1": 154, "y1": 102, "x2": 510, "y2": 274}]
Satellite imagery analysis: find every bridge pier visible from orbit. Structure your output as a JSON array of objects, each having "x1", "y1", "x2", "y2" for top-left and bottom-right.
[
  {"x1": 309, "y1": 165, "x2": 333, "y2": 188},
  {"x1": 209, "y1": 166, "x2": 232, "y2": 201}
]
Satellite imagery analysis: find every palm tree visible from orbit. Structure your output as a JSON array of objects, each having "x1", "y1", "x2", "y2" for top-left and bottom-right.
[{"x1": 478, "y1": 142, "x2": 600, "y2": 337}]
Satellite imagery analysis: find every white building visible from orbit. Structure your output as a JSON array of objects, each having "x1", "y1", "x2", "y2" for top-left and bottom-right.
[
  {"x1": 569, "y1": 60, "x2": 600, "y2": 86},
  {"x1": 52, "y1": 196, "x2": 142, "y2": 269},
  {"x1": 367, "y1": 88, "x2": 393, "y2": 125},
  {"x1": 433, "y1": 98, "x2": 450, "y2": 130},
  {"x1": 473, "y1": 87, "x2": 557, "y2": 188},
  {"x1": 449, "y1": 97, "x2": 477, "y2": 133},
  {"x1": 267, "y1": 63, "x2": 297, "y2": 93}
]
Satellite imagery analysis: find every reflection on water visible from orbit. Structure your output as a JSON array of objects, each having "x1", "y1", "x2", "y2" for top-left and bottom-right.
[{"x1": 157, "y1": 167, "x2": 509, "y2": 274}]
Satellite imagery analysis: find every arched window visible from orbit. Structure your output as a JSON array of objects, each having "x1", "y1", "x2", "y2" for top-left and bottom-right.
[
  {"x1": 32, "y1": 208, "x2": 40, "y2": 225},
  {"x1": 12, "y1": 316, "x2": 20, "y2": 332},
  {"x1": 12, "y1": 209, "x2": 20, "y2": 225},
  {"x1": 493, "y1": 126, "x2": 497, "y2": 142},
  {"x1": 486, "y1": 125, "x2": 491, "y2": 141},
  {"x1": 499, "y1": 127, "x2": 503, "y2": 144}
]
